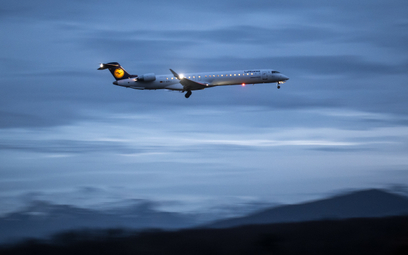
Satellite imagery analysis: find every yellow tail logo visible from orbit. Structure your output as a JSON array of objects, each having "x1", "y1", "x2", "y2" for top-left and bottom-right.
[{"x1": 114, "y1": 68, "x2": 125, "y2": 79}]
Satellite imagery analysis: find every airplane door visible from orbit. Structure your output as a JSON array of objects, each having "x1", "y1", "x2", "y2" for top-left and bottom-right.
[{"x1": 262, "y1": 71, "x2": 267, "y2": 80}]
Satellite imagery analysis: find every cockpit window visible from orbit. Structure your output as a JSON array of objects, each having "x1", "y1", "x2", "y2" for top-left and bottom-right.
[{"x1": 271, "y1": 71, "x2": 280, "y2": 73}]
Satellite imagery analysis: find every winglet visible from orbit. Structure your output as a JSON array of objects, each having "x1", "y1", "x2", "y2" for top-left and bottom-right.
[{"x1": 169, "y1": 69, "x2": 180, "y2": 80}]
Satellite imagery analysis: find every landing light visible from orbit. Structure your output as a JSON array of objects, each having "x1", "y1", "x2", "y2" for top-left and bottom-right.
[
  {"x1": 242, "y1": 83, "x2": 246, "y2": 86},
  {"x1": 179, "y1": 74, "x2": 184, "y2": 79},
  {"x1": 100, "y1": 63, "x2": 104, "y2": 68}
]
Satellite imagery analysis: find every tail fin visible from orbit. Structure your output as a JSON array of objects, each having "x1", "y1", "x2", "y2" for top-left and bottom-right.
[{"x1": 98, "y1": 62, "x2": 134, "y2": 80}]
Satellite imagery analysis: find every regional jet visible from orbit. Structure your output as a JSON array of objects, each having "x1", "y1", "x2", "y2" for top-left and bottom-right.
[{"x1": 98, "y1": 62, "x2": 289, "y2": 98}]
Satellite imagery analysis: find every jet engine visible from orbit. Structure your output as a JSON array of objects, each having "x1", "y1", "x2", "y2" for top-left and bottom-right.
[{"x1": 137, "y1": 73, "x2": 156, "y2": 82}]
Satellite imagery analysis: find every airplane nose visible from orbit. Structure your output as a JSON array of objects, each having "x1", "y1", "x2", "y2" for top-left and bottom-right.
[{"x1": 282, "y1": 75, "x2": 289, "y2": 81}]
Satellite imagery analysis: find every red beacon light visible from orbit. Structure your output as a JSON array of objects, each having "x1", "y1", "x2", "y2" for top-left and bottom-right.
[{"x1": 242, "y1": 83, "x2": 246, "y2": 86}]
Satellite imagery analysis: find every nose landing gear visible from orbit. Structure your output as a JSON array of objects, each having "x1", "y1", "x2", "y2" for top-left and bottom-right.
[{"x1": 277, "y1": 81, "x2": 281, "y2": 89}]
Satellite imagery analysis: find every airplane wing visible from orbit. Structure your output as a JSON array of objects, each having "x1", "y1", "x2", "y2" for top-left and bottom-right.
[
  {"x1": 170, "y1": 69, "x2": 212, "y2": 91},
  {"x1": 169, "y1": 69, "x2": 181, "y2": 80},
  {"x1": 179, "y1": 78, "x2": 210, "y2": 90}
]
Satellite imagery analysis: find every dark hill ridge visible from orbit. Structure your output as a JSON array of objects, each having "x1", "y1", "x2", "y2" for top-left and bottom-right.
[
  {"x1": 208, "y1": 189, "x2": 408, "y2": 228},
  {"x1": 0, "y1": 200, "x2": 196, "y2": 244},
  {"x1": 2, "y1": 216, "x2": 408, "y2": 255},
  {"x1": 1, "y1": 189, "x2": 407, "y2": 244}
]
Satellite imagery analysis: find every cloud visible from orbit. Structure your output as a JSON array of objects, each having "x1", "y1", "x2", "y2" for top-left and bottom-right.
[
  {"x1": 0, "y1": 139, "x2": 135, "y2": 155},
  {"x1": 127, "y1": 25, "x2": 339, "y2": 45}
]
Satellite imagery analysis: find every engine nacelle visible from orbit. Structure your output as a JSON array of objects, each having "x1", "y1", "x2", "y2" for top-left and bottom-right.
[{"x1": 138, "y1": 73, "x2": 156, "y2": 82}]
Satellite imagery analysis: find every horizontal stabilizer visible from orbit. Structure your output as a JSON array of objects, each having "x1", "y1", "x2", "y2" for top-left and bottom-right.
[{"x1": 98, "y1": 62, "x2": 119, "y2": 70}]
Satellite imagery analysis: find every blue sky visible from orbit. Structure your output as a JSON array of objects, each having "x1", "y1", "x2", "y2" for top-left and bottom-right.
[{"x1": 1, "y1": 0, "x2": 408, "y2": 215}]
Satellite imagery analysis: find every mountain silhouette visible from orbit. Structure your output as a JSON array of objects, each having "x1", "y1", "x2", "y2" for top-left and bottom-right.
[
  {"x1": 207, "y1": 189, "x2": 408, "y2": 228},
  {"x1": 0, "y1": 200, "x2": 196, "y2": 244},
  {"x1": 2, "y1": 189, "x2": 408, "y2": 244}
]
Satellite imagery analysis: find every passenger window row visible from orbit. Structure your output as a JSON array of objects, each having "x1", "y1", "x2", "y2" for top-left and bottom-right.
[{"x1": 166, "y1": 73, "x2": 256, "y2": 80}]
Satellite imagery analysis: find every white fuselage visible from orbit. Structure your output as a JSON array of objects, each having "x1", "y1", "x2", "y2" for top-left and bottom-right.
[{"x1": 114, "y1": 69, "x2": 289, "y2": 91}]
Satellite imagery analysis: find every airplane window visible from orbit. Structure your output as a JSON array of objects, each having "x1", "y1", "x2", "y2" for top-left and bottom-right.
[
  {"x1": 247, "y1": 73, "x2": 249, "y2": 76},
  {"x1": 221, "y1": 74, "x2": 223, "y2": 77},
  {"x1": 251, "y1": 73, "x2": 253, "y2": 75},
  {"x1": 272, "y1": 71, "x2": 280, "y2": 73},
  {"x1": 218, "y1": 75, "x2": 220, "y2": 77},
  {"x1": 198, "y1": 76, "x2": 201, "y2": 78},
  {"x1": 238, "y1": 74, "x2": 240, "y2": 76},
  {"x1": 213, "y1": 75, "x2": 215, "y2": 77},
  {"x1": 193, "y1": 76, "x2": 195, "y2": 78}
]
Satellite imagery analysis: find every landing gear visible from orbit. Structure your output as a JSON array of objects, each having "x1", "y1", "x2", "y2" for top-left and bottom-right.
[
  {"x1": 277, "y1": 81, "x2": 281, "y2": 89},
  {"x1": 277, "y1": 85, "x2": 281, "y2": 89},
  {"x1": 185, "y1": 90, "x2": 192, "y2": 98}
]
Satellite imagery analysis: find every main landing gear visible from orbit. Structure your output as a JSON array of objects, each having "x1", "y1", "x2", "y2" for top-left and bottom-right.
[{"x1": 185, "y1": 90, "x2": 192, "y2": 98}]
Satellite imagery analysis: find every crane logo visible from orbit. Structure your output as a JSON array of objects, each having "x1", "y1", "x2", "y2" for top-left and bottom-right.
[{"x1": 114, "y1": 68, "x2": 125, "y2": 79}]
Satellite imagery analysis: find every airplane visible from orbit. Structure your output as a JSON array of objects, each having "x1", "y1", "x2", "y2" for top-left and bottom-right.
[{"x1": 98, "y1": 62, "x2": 289, "y2": 98}]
